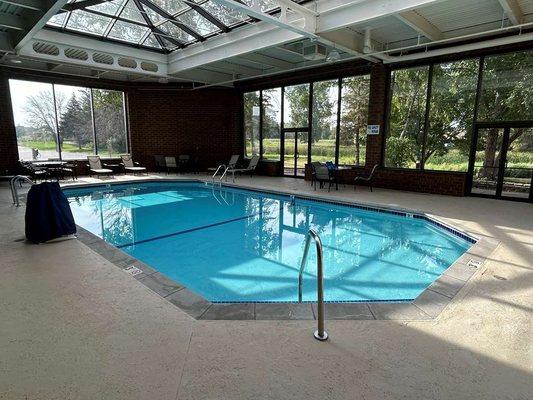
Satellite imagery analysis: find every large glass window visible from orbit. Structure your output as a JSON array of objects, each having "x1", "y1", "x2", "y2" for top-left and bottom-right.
[
  {"x1": 339, "y1": 75, "x2": 370, "y2": 166},
  {"x1": 478, "y1": 49, "x2": 533, "y2": 122},
  {"x1": 424, "y1": 59, "x2": 479, "y2": 171},
  {"x1": 283, "y1": 84, "x2": 309, "y2": 129},
  {"x1": 93, "y1": 89, "x2": 128, "y2": 157},
  {"x1": 9, "y1": 79, "x2": 128, "y2": 161},
  {"x1": 262, "y1": 87, "x2": 281, "y2": 160},
  {"x1": 385, "y1": 66, "x2": 429, "y2": 169},
  {"x1": 243, "y1": 91, "x2": 260, "y2": 157},
  {"x1": 9, "y1": 80, "x2": 60, "y2": 161},
  {"x1": 55, "y1": 85, "x2": 94, "y2": 160},
  {"x1": 311, "y1": 80, "x2": 338, "y2": 163}
]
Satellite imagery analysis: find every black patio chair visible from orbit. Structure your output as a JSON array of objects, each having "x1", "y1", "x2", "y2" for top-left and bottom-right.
[
  {"x1": 314, "y1": 165, "x2": 337, "y2": 192},
  {"x1": 354, "y1": 164, "x2": 378, "y2": 192}
]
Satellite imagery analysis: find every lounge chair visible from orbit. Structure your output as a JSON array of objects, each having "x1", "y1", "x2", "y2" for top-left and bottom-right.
[
  {"x1": 314, "y1": 164, "x2": 337, "y2": 192},
  {"x1": 165, "y1": 156, "x2": 177, "y2": 174},
  {"x1": 87, "y1": 156, "x2": 113, "y2": 178},
  {"x1": 227, "y1": 155, "x2": 240, "y2": 169},
  {"x1": 154, "y1": 155, "x2": 166, "y2": 172},
  {"x1": 226, "y1": 155, "x2": 260, "y2": 182},
  {"x1": 120, "y1": 154, "x2": 146, "y2": 175},
  {"x1": 354, "y1": 164, "x2": 378, "y2": 192},
  {"x1": 177, "y1": 155, "x2": 190, "y2": 173}
]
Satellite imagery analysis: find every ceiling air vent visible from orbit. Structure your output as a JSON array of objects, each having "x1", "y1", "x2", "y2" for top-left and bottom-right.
[
  {"x1": 303, "y1": 43, "x2": 327, "y2": 61},
  {"x1": 93, "y1": 52, "x2": 114, "y2": 65},
  {"x1": 118, "y1": 57, "x2": 137, "y2": 69},
  {"x1": 141, "y1": 61, "x2": 158, "y2": 72},
  {"x1": 64, "y1": 48, "x2": 89, "y2": 61},
  {"x1": 32, "y1": 42, "x2": 59, "y2": 56}
]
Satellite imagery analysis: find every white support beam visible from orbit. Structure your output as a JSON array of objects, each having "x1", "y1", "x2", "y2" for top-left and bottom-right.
[
  {"x1": 317, "y1": 0, "x2": 446, "y2": 33},
  {"x1": 0, "y1": 0, "x2": 42, "y2": 11},
  {"x1": 0, "y1": 12, "x2": 26, "y2": 30},
  {"x1": 396, "y1": 10, "x2": 443, "y2": 41},
  {"x1": 209, "y1": 60, "x2": 267, "y2": 76},
  {"x1": 238, "y1": 52, "x2": 294, "y2": 69},
  {"x1": 172, "y1": 68, "x2": 234, "y2": 85},
  {"x1": 14, "y1": 0, "x2": 69, "y2": 51},
  {"x1": 497, "y1": 0, "x2": 524, "y2": 25}
]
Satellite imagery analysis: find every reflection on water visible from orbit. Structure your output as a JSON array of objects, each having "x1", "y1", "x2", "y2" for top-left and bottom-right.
[{"x1": 66, "y1": 182, "x2": 471, "y2": 302}]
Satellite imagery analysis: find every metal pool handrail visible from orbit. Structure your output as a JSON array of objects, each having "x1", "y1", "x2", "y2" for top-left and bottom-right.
[
  {"x1": 298, "y1": 229, "x2": 328, "y2": 341},
  {"x1": 211, "y1": 164, "x2": 226, "y2": 186},
  {"x1": 10, "y1": 175, "x2": 35, "y2": 207}
]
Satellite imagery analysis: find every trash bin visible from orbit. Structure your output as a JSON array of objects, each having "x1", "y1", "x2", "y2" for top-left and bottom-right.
[{"x1": 25, "y1": 181, "x2": 76, "y2": 244}]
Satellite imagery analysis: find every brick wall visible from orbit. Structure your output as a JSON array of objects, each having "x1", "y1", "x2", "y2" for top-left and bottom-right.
[
  {"x1": 128, "y1": 87, "x2": 242, "y2": 171},
  {"x1": 0, "y1": 72, "x2": 19, "y2": 174}
]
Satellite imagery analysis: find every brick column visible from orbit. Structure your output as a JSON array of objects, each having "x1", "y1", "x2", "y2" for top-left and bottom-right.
[
  {"x1": 365, "y1": 63, "x2": 388, "y2": 169},
  {"x1": 0, "y1": 72, "x2": 19, "y2": 173}
]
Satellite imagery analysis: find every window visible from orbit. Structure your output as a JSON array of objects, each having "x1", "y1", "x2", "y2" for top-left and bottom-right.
[
  {"x1": 311, "y1": 80, "x2": 338, "y2": 163},
  {"x1": 339, "y1": 75, "x2": 370, "y2": 166},
  {"x1": 478, "y1": 49, "x2": 533, "y2": 122},
  {"x1": 55, "y1": 85, "x2": 94, "y2": 160},
  {"x1": 9, "y1": 79, "x2": 128, "y2": 161},
  {"x1": 262, "y1": 87, "x2": 281, "y2": 160},
  {"x1": 243, "y1": 91, "x2": 260, "y2": 157},
  {"x1": 386, "y1": 66, "x2": 429, "y2": 169},
  {"x1": 93, "y1": 89, "x2": 128, "y2": 157},
  {"x1": 283, "y1": 84, "x2": 309, "y2": 129},
  {"x1": 424, "y1": 60, "x2": 478, "y2": 171}
]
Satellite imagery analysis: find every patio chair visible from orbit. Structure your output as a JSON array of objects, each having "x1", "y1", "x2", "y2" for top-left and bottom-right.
[
  {"x1": 19, "y1": 161, "x2": 49, "y2": 182},
  {"x1": 165, "y1": 156, "x2": 178, "y2": 174},
  {"x1": 354, "y1": 164, "x2": 378, "y2": 192},
  {"x1": 120, "y1": 154, "x2": 146, "y2": 175},
  {"x1": 178, "y1": 155, "x2": 190, "y2": 173},
  {"x1": 227, "y1": 155, "x2": 240, "y2": 169},
  {"x1": 60, "y1": 160, "x2": 77, "y2": 181},
  {"x1": 310, "y1": 161, "x2": 323, "y2": 187},
  {"x1": 154, "y1": 155, "x2": 166, "y2": 172},
  {"x1": 226, "y1": 155, "x2": 260, "y2": 182},
  {"x1": 87, "y1": 156, "x2": 113, "y2": 178},
  {"x1": 314, "y1": 164, "x2": 337, "y2": 192}
]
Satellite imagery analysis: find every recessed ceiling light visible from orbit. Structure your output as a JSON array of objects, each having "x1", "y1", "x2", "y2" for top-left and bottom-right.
[{"x1": 10, "y1": 59, "x2": 22, "y2": 64}]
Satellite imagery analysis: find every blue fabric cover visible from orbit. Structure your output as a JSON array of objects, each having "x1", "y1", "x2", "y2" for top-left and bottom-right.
[
  {"x1": 25, "y1": 181, "x2": 76, "y2": 243},
  {"x1": 325, "y1": 161, "x2": 337, "y2": 171}
]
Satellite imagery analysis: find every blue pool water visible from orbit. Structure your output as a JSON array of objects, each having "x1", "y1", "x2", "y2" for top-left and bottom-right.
[{"x1": 64, "y1": 181, "x2": 472, "y2": 303}]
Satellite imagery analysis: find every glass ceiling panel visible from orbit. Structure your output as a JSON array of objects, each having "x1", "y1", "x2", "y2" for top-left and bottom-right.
[
  {"x1": 175, "y1": 10, "x2": 219, "y2": 36},
  {"x1": 67, "y1": 10, "x2": 113, "y2": 35},
  {"x1": 108, "y1": 20, "x2": 150, "y2": 42},
  {"x1": 46, "y1": 0, "x2": 307, "y2": 52}
]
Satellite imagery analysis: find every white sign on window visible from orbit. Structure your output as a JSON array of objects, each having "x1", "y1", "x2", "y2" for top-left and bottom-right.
[
  {"x1": 367, "y1": 125, "x2": 380, "y2": 135},
  {"x1": 252, "y1": 106, "x2": 260, "y2": 116}
]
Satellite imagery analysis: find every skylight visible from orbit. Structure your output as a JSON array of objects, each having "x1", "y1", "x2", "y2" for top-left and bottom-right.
[{"x1": 46, "y1": 0, "x2": 302, "y2": 53}]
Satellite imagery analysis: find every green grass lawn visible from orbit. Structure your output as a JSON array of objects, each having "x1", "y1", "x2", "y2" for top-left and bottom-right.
[{"x1": 21, "y1": 140, "x2": 92, "y2": 153}]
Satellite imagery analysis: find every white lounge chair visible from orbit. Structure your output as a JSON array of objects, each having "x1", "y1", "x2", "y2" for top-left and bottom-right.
[
  {"x1": 87, "y1": 156, "x2": 113, "y2": 178},
  {"x1": 226, "y1": 155, "x2": 260, "y2": 182},
  {"x1": 120, "y1": 154, "x2": 146, "y2": 174}
]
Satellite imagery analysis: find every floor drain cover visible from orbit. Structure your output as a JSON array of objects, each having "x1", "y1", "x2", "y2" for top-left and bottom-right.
[{"x1": 124, "y1": 265, "x2": 142, "y2": 276}]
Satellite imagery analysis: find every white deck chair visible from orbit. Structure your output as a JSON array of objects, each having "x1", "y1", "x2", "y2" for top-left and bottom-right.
[
  {"x1": 120, "y1": 154, "x2": 146, "y2": 174},
  {"x1": 87, "y1": 156, "x2": 113, "y2": 177},
  {"x1": 226, "y1": 155, "x2": 260, "y2": 182}
]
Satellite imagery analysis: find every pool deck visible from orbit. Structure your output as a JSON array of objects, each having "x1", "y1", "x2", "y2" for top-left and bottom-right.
[{"x1": 1, "y1": 173, "x2": 532, "y2": 399}]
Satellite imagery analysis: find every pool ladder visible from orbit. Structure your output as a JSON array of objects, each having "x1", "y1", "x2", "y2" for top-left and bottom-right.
[
  {"x1": 10, "y1": 175, "x2": 35, "y2": 207},
  {"x1": 298, "y1": 229, "x2": 328, "y2": 341},
  {"x1": 212, "y1": 164, "x2": 227, "y2": 186}
]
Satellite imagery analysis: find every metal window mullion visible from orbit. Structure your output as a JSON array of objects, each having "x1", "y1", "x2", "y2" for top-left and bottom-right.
[
  {"x1": 420, "y1": 65, "x2": 433, "y2": 170},
  {"x1": 467, "y1": 56, "x2": 485, "y2": 194},
  {"x1": 259, "y1": 90, "x2": 263, "y2": 159},
  {"x1": 51, "y1": 84, "x2": 62, "y2": 160},
  {"x1": 133, "y1": 0, "x2": 166, "y2": 48},
  {"x1": 335, "y1": 78, "x2": 342, "y2": 165},
  {"x1": 280, "y1": 86, "x2": 285, "y2": 169},
  {"x1": 183, "y1": 0, "x2": 229, "y2": 33},
  {"x1": 90, "y1": 89, "x2": 98, "y2": 155},
  {"x1": 307, "y1": 83, "x2": 312, "y2": 164},
  {"x1": 122, "y1": 91, "x2": 130, "y2": 154}
]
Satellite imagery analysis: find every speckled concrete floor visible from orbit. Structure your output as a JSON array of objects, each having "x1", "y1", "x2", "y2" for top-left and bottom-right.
[{"x1": 1, "y1": 174, "x2": 532, "y2": 400}]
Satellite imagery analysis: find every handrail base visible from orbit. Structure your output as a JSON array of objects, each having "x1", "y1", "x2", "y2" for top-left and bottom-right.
[{"x1": 314, "y1": 330, "x2": 329, "y2": 341}]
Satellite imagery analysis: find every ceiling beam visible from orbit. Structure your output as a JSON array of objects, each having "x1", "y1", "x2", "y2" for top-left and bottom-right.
[
  {"x1": 0, "y1": 12, "x2": 26, "y2": 30},
  {"x1": 14, "y1": 0, "x2": 70, "y2": 51},
  {"x1": 238, "y1": 52, "x2": 294, "y2": 69},
  {"x1": 0, "y1": 0, "x2": 42, "y2": 11},
  {"x1": 396, "y1": 10, "x2": 443, "y2": 41},
  {"x1": 0, "y1": 31, "x2": 13, "y2": 51},
  {"x1": 62, "y1": 0, "x2": 109, "y2": 12},
  {"x1": 497, "y1": 0, "x2": 524, "y2": 25},
  {"x1": 209, "y1": 60, "x2": 266, "y2": 76}
]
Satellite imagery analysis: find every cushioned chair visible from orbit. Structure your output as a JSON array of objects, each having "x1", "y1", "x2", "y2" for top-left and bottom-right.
[
  {"x1": 165, "y1": 156, "x2": 178, "y2": 174},
  {"x1": 120, "y1": 154, "x2": 146, "y2": 175},
  {"x1": 87, "y1": 156, "x2": 113, "y2": 178},
  {"x1": 314, "y1": 165, "x2": 337, "y2": 192}
]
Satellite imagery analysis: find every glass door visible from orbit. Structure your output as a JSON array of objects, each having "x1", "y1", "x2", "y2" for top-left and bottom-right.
[
  {"x1": 282, "y1": 129, "x2": 309, "y2": 177},
  {"x1": 469, "y1": 124, "x2": 533, "y2": 201}
]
